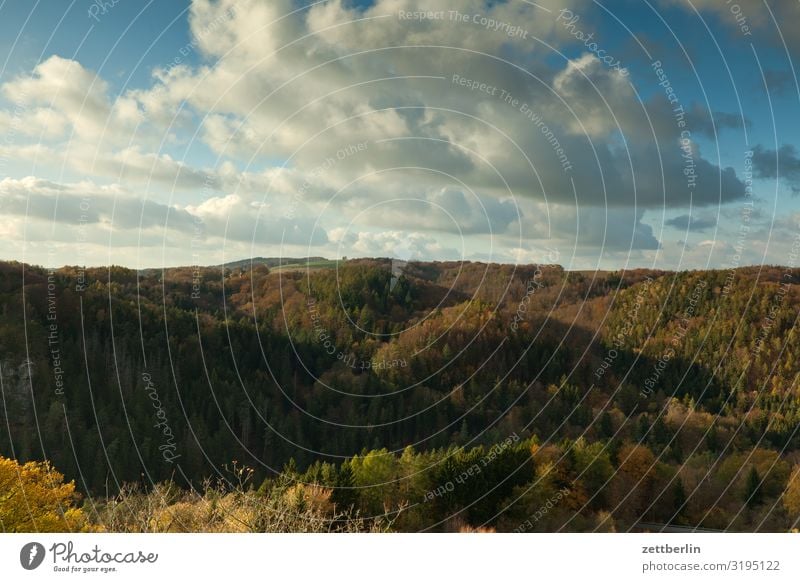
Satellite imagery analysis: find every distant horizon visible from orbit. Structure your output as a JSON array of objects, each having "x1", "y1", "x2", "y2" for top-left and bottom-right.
[
  {"x1": 3, "y1": 254, "x2": 788, "y2": 274},
  {"x1": 0, "y1": 1, "x2": 798, "y2": 272}
]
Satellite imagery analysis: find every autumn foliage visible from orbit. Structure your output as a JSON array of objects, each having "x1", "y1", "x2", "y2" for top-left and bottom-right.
[{"x1": 0, "y1": 456, "x2": 94, "y2": 532}]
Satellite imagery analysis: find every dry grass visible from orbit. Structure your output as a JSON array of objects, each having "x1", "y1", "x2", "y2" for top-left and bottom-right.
[{"x1": 93, "y1": 467, "x2": 394, "y2": 533}]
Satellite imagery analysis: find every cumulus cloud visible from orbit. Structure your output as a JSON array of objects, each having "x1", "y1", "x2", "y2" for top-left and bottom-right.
[
  {"x1": 132, "y1": 0, "x2": 747, "y2": 213},
  {"x1": 1, "y1": 55, "x2": 145, "y2": 145},
  {"x1": 664, "y1": 213, "x2": 717, "y2": 233},
  {"x1": 2, "y1": 56, "x2": 110, "y2": 139},
  {"x1": 188, "y1": 194, "x2": 329, "y2": 245},
  {"x1": 0, "y1": 177, "x2": 327, "y2": 251},
  {"x1": 333, "y1": 229, "x2": 454, "y2": 260},
  {"x1": 0, "y1": 0, "x2": 773, "y2": 267},
  {"x1": 0, "y1": 177, "x2": 195, "y2": 231},
  {"x1": 505, "y1": 198, "x2": 659, "y2": 253},
  {"x1": 751, "y1": 144, "x2": 800, "y2": 187},
  {"x1": 551, "y1": 205, "x2": 661, "y2": 251}
]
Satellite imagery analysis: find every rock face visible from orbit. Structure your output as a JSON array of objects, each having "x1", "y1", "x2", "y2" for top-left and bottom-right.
[{"x1": 0, "y1": 360, "x2": 33, "y2": 460}]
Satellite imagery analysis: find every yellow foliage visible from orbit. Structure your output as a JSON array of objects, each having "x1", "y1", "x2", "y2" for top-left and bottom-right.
[
  {"x1": 783, "y1": 466, "x2": 800, "y2": 520},
  {"x1": 0, "y1": 456, "x2": 96, "y2": 532},
  {"x1": 284, "y1": 483, "x2": 333, "y2": 515},
  {"x1": 148, "y1": 495, "x2": 257, "y2": 533}
]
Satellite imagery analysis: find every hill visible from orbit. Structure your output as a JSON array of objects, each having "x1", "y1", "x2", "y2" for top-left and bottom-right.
[{"x1": 1, "y1": 259, "x2": 799, "y2": 531}]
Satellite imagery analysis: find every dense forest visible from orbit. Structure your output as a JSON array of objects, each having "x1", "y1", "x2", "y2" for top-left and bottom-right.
[{"x1": 1, "y1": 258, "x2": 800, "y2": 532}]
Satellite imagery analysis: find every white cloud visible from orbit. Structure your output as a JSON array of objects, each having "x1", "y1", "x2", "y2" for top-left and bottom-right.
[
  {"x1": 660, "y1": 0, "x2": 800, "y2": 53},
  {"x1": 0, "y1": 176, "x2": 195, "y2": 230},
  {"x1": 0, "y1": 0, "x2": 766, "y2": 268}
]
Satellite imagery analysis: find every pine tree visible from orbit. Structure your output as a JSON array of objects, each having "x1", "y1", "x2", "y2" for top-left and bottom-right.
[
  {"x1": 745, "y1": 466, "x2": 763, "y2": 508},
  {"x1": 671, "y1": 479, "x2": 687, "y2": 524},
  {"x1": 599, "y1": 411, "x2": 614, "y2": 439},
  {"x1": 331, "y1": 463, "x2": 357, "y2": 512},
  {"x1": 705, "y1": 425, "x2": 719, "y2": 453}
]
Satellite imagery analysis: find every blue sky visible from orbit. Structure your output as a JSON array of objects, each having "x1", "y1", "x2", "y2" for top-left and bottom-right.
[
  {"x1": 0, "y1": 0, "x2": 798, "y2": 270},
  {"x1": 0, "y1": 1, "x2": 193, "y2": 87}
]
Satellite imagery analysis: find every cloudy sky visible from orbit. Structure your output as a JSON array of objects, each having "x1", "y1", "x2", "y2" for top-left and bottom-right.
[{"x1": 0, "y1": 0, "x2": 798, "y2": 270}]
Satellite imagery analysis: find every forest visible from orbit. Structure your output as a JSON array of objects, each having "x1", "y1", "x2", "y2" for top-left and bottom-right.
[{"x1": 1, "y1": 258, "x2": 800, "y2": 532}]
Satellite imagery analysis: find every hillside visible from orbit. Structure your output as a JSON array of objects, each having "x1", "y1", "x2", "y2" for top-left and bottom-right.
[{"x1": 1, "y1": 259, "x2": 800, "y2": 531}]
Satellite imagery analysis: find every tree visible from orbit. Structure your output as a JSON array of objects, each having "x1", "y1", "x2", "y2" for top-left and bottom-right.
[
  {"x1": 705, "y1": 425, "x2": 719, "y2": 453},
  {"x1": 348, "y1": 449, "x2": 397, "y2": 514},
  {"x1": 744, "y1": 466, "x2": 763, "y2": 508},
  {"x1": 611, "y1": 444, "x2": 658, "y2": 521},
  {"x1": 0, "y1": 456, "x2": 95, "y2": 532},
  {"x1": 599, "y1": 411, "x2": 614, "y2": 440},
  {"x1": 357, "y1": 305, "x2": 374, "y2": 331},
  {"x1": 671, "y1": 479, "x2": 687, "y2": 524},
  {"x1": 782, "y1": 466, "x2": 800, "y2": 521},
  {"x1": 331, "y1": 463, "x2": 358, "y2": 512}
]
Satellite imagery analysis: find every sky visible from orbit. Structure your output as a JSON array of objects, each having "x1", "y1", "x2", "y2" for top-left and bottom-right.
[{"x1": 0, "y1": 0, "x2": 798, "y2": 271}]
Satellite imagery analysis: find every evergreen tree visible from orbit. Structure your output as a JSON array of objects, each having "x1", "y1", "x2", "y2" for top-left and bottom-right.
[
  {"x1": 745, "y1": 466, "x2": 763, "y2": 508},
  {"x1": 671, "y1": 479, "x2": 687, "y2": 524}
]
